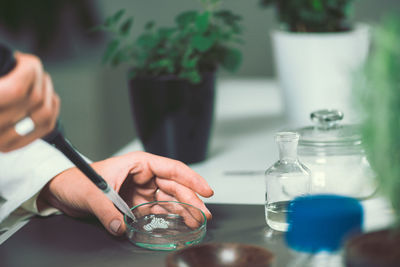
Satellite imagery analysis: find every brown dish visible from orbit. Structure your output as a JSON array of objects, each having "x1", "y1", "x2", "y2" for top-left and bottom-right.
[{"x1": 166, "y1": 242, "x2": 274, "y2": 267}]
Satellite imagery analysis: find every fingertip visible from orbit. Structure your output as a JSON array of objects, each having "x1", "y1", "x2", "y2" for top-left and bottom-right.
[
  {"x1": 109, "y1": 218, "x2": 126, "y2": 236},
  {"x1": 199, "y1": 176, "x2": 214, "y2": 197},
  {"x1": 205, "y1": 208, "x2": 212, "y2": 220},
  {"x1": 88, "y1": 193, "x2": 127, "y2": 236},
  {"x1": 209, "y1": 189, "x2": 214, "y2": 197},
  {"x1": 200, "y1": 187, "x2": 214, "y2": 198}
]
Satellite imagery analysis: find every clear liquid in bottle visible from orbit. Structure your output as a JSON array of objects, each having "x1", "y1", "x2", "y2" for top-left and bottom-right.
[
  {"x1": 265, "y1": 200, "x2": 290, "y2": 232},
  {"x1": 264, "y1": 132, "x2": 311, "y2": 231}
]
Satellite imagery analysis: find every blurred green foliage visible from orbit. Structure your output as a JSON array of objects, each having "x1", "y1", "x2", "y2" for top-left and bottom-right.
[
  {"x1": 97, "y1": 0, "x2": 243, "y2": 83},
  {"x1": 260, "y1": 0, "x2": 355, "y2": 32},
  {"x1": 358, "y1": 15, "x2": 400, "y2": 225}
]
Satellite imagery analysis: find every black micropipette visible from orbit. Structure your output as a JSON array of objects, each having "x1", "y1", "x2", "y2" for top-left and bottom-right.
[{"x1": 42, "y1": 125, "x2": 136, "y2": 221}]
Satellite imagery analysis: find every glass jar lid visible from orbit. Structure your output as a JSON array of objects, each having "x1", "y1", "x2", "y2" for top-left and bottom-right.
[{"x1": 295, "y1": 109, "x2": 363, "y2": 156}]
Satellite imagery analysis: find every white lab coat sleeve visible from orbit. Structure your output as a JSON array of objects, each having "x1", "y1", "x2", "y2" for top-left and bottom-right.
[{"x1": 0, "y1": 139, "x2": 75, "y2": 223}]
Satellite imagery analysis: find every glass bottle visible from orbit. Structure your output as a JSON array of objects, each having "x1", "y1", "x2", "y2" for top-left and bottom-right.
[{"x1": 265, "y1": 132, "x2": 311, "y2": 232}]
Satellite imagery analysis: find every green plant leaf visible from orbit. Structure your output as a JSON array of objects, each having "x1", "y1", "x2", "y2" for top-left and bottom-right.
[
  {"x1": 102, "y1": 39, "x2": 120, "y2": 64},
  {"x1": 311, "y1": 0, "x2": 323, "y2": 11},
  {"x1": 105, "y1": 9, "x2": 125, "y2": 27},
  {"x1": 191, "y1": 33, "x2": 216, "y2": 52},
  {"x1": 214, "y1": 10, "x2": 241, "y2": 23},
  {"x1": 110, "y1": 49, "x2": 128, "y2": 66},
  {"x1": 120, "y1": 17, "x2": 133, "y2": 36},
  {"x1": 98, "y1": 4, "x2": 243, "y2": 83},
  {"x1": 261, "y1": 0, "x2": 354, "y2": 32},
  {"x1": 357, "y1": 15, "x2": 400, "y2": 224},
  {"x1": 182, "y1": 54, "x2": 199, "y2": 69},
  {"x1": 221, "y1": 47, "x2": 242, "y2": 72},
  {"x1": 149, "y1": 58, "x2": 174, "y2": 73},
  {"x1": 179, "y1": 70, "x2": 201, "y2": 84},
  {"x1": 186, "y1": 58, "x2": 198, "y2": 68},
  {"x1": 196, "y1": 11, "x2": 210, "y2": 33},
  {"x1": 136, "y1": 33, "x2": 158, "y2": 49},
  {"x1": 214, "y1": 10, "x2": 242, "y2": 36},
  {"x1": 175, "y1": 10, "x2": 198, "y2": 27},
  {"x1": 158, "y1": 27, "x2": 176, "y2": 39}
]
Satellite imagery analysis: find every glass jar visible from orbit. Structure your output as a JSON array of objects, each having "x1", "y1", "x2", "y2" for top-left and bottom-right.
[
  {"x1": 295, "y1": 109, "x2": 376, "y2": 199},
  {"x1": 265, "y1": 132, "x2": 312, "y2": 232}
]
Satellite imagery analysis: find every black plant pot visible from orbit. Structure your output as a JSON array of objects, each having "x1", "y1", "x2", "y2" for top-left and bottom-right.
[{"x1": 128, "y1": 72, "x2": 216, "y2": 164}]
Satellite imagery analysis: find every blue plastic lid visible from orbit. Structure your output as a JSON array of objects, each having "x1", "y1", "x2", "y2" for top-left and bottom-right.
[{"x1": 285, "y1": 194, "x2": 363, "y2": 253}]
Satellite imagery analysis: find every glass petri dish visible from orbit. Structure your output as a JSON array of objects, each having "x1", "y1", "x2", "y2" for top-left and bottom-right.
[{"x1": 124, "y1": 201, "x2": 207, "y2": 251}]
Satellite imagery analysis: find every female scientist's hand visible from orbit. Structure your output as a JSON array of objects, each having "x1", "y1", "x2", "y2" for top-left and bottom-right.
[{"x1": 38, "y1": 151, "x2": 214, "y2": 236}]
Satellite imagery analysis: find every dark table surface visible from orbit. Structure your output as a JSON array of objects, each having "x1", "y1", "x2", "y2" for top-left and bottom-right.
[{"x1": 0, "y1": 204, "x2": 292, "y2": 267}]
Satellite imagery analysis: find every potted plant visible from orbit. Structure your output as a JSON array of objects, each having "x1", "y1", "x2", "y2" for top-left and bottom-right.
[
  {"x1": 97, "y1": 0, "x2": 242, "y2": 164},
  {"x1": 344, "y1": 16, "x2": 400, "y2": 266},
  {"x1": 260, "y1": 0, "x2": 370, "y2": 126}
]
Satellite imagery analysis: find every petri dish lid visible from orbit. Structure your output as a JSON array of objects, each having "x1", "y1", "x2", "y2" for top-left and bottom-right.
[{"x1": 295, "y1": 109, "x2": 364, "y2": 156}]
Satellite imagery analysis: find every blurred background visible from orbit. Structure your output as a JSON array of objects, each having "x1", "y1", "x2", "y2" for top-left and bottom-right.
[{"x1": 0, "y1": 0, "x2": 398, "y2": 160}]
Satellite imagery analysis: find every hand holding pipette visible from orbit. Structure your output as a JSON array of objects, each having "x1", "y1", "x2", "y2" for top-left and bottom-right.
[
  {"x1": 42, "y1": 125, "x2": 136, "y2": 221},
  {"x1": 37, "y1": 149, "x2": 213, "y2": 235}
]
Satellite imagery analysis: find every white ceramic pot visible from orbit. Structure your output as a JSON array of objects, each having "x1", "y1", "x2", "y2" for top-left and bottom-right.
[{"x1": 271, "y1": 24, "x2": 370, "y2": 127}]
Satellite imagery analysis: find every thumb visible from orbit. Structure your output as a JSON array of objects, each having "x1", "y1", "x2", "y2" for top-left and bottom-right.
[{"x1": 88, "y1": 192, "x2": 127, "y2": 236}]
